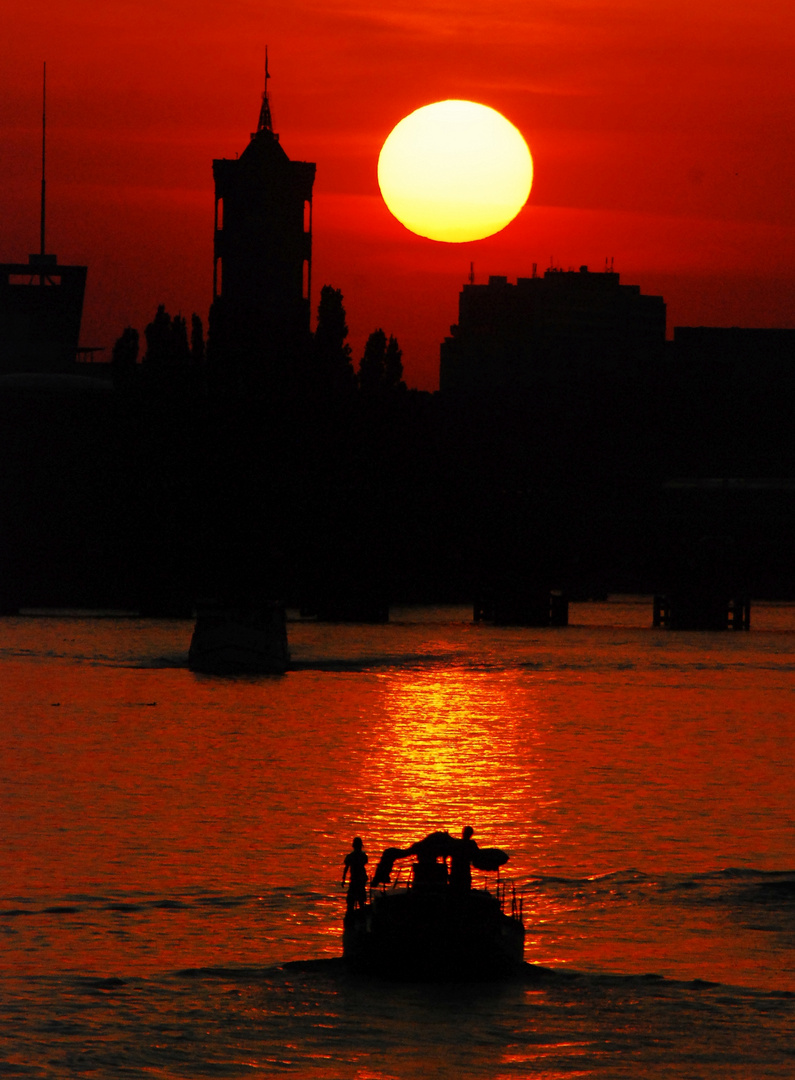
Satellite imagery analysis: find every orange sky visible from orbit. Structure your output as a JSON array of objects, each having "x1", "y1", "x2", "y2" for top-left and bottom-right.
[{"x1": 3, "y1": 0, "x2": 794, "y2": 389}]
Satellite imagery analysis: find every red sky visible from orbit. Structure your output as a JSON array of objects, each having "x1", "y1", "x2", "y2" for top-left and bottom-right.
[{"x1": 3, "y1": 0, "x2": 794, "y2": 389}]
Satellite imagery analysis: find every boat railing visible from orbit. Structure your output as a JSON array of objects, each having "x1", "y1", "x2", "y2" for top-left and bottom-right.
[
  {"x1": 370, "y1": 866, "x2": 525, "y2": 924},
  {"x1": 492, "y1": 878, "x2": 525, "y2": 924}
]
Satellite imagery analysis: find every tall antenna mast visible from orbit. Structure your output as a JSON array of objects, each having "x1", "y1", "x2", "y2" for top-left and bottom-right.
[{"x1": 40, "y1": 61, "x2": 47, "y2": 257}]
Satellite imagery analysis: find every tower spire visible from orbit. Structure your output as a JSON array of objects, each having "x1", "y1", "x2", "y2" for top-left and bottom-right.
[{"x1": 256, "y1": 48, "x2": 274, "y2": 135}]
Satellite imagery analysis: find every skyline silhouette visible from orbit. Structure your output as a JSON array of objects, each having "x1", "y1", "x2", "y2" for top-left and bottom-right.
[
  {"x1": 1, "y1": 63, "x2": 794, "y2": 619},
  {"x1": 3, "y1": 3, "x2": 794, "y2": 390}
]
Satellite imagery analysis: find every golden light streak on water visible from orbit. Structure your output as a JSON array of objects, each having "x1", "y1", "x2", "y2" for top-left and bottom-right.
[{"x1": 354, "y1": 670, "x2": 555, "y2": 875}]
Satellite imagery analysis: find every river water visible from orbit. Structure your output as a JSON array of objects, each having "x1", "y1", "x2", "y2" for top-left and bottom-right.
[{"x1": 1, "y1": 601, "x2": 793, "y2": 1077}]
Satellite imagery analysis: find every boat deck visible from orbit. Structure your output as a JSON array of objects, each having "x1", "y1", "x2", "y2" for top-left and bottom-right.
[{"x1": 343, "y1": 880, "x2": 525, "y2": 980}]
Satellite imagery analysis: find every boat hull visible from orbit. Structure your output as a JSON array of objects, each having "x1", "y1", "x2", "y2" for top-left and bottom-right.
[
  {"x1": 188, "y1": 601, "x2": 290, "y2": 675},
  {"x1": 343, "y1": 887, "x2": 525, "y2": 980}
]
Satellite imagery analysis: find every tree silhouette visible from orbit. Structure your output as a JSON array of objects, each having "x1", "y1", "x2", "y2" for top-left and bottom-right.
[
  {"x1": 111, "y1": 326, "x2": 139, "y2": 388},
  {"x1": 143, "y1": 305, "x2": 192, "y2": 371},
  {"x1": 143, "y1": 305, "x2": 172, "y2": 369},
  {"x1": 384, "y1": 334, "x2": 404, "y2": 391},
  {"x1": 358, "y1": 328, "x2": 387, "y2": 394},
  {"x1": 313, "y1": 285, "x2": 354, "y2": 392},
  {"x1": 358, "y1": 329, "x2": 404, "y2": 395},
  {"x1": 171, "y1": 314, "x2": 190, "y2": 366},
  {"x1": 190, "y1": 313, "x2": 205, "y2": 366}
]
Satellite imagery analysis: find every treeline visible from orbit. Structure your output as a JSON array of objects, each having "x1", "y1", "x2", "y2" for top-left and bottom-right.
[
  {"x1": 96, "y1": 285, "x2": 448, "y2": 616},
  {"x1": 110, "y1": 287, "x2": 405, "y2": 400},
  {"x1": 3, "y1": 287, "x2": 794, "y2": 615}
]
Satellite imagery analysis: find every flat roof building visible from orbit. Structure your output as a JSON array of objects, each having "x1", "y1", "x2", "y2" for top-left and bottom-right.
[
  {"x1": 440, "y1": 265, "x2": 666, "y2": 395},
  {"x1": 0, "y1": 68, "x2": 90, "y2": 378},
  {"x1": 0, "y1": 254, "x2": 87, "y2": 375},
  {"x1": 671, "y1": 326, "x2": 795, "y2": 375}
]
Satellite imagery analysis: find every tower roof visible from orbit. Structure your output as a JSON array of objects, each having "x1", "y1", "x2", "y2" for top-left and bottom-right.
[{"x1": 256, "y1": 51, "x2": 274, "y2": 137}]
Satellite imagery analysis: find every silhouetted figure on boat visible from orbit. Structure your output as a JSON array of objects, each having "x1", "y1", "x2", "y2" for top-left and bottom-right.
[
  {"x1": 342, "y1": 836, "x2": 369, "y2": 912},
  {"x1": 342, "y1": 828, "x2": 522, "y2": 978},
  {"x1": 371, "y1": 828, "x2": 505, "y2": 891},
  {"x1": 411, "y1": 845, "x2": 448, "y2": 891},
  {"x1": 450, "y1": 825, "x2": 478, "y2": 892}
]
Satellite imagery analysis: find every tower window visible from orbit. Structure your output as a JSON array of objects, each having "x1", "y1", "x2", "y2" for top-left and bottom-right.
[
  {"x1": 216, "y1": 197, "x2": 224, "y2": 231},
  {"x1": 303, "y1": 199, "x2": 311, "y2": 234}
]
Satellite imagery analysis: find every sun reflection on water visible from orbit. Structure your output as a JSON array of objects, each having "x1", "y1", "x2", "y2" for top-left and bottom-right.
[
  {"x1": 358, "y1": 668, "x2": 556, "y2": 879},
  {"x1": 342, "y1": 667, "x2": 588, "y2": 968}
]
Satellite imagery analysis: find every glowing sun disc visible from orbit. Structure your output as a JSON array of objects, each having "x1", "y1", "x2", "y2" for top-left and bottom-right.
[{"x1": 378, "y1": 100, "x2": 533, "y2": 243}]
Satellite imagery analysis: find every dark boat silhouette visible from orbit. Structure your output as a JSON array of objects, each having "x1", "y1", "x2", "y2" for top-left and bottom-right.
[
  {"x1": 342, "y1": 831, "x2": 525, "y2": 980},
  {"x1": 188, "y1": 600, "x2": 290, "y2": 675}
]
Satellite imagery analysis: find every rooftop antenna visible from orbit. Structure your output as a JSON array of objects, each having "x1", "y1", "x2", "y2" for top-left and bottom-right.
[
  {"x1": 31, "y1": 61, "x2": 56, "y2": 283},
  {"x1": 469, "y1": 261, "x2": 475, "y2": 285},
  {"x1": 256, "y1": 48, "x2": 275, "y2": 135},
  {"x1": 40, "y1": 61, "x2": 47, "y2": 258}
]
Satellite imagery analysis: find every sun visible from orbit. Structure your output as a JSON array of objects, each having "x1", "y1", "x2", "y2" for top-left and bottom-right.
[{"x1": 377, "y1": 100, "x2": 533, "y2": 244}]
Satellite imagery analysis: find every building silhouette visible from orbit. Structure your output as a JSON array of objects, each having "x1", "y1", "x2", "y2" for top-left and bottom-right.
[
  {"x1": 210, "y1": 61, "x2": 316, "y2": 383},
  {"x1": 0, "y1": 67, "x2": 88, "y2": 377},
  {"x1": 439, "y1": 265, "x2": 666, "y2": 395},
  {"x1": 0, "y1": 255, "x2": 87, "y2": 375},
  {"x1": 670, "y1": 326, "x2": 795, "y2": 385},
  {"x1": 662, "y1": 325, "x2": 795, "y2": 477}
]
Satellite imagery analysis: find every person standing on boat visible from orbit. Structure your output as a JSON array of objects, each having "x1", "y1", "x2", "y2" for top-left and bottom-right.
[
  {"x1": 450, "y1": 825, "x2": 478, "y2": 892},
  {"x1": 342, "y1": 837, "x2": 369, "y2": 912}
]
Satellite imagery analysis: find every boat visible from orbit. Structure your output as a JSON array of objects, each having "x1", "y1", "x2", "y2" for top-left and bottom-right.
[
  {"x1": 188, "y1": 599, "x2": 290, "y2": 675},
  {"x1": 342, "y1": 830, "x2": 525, "y2": 980}
]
